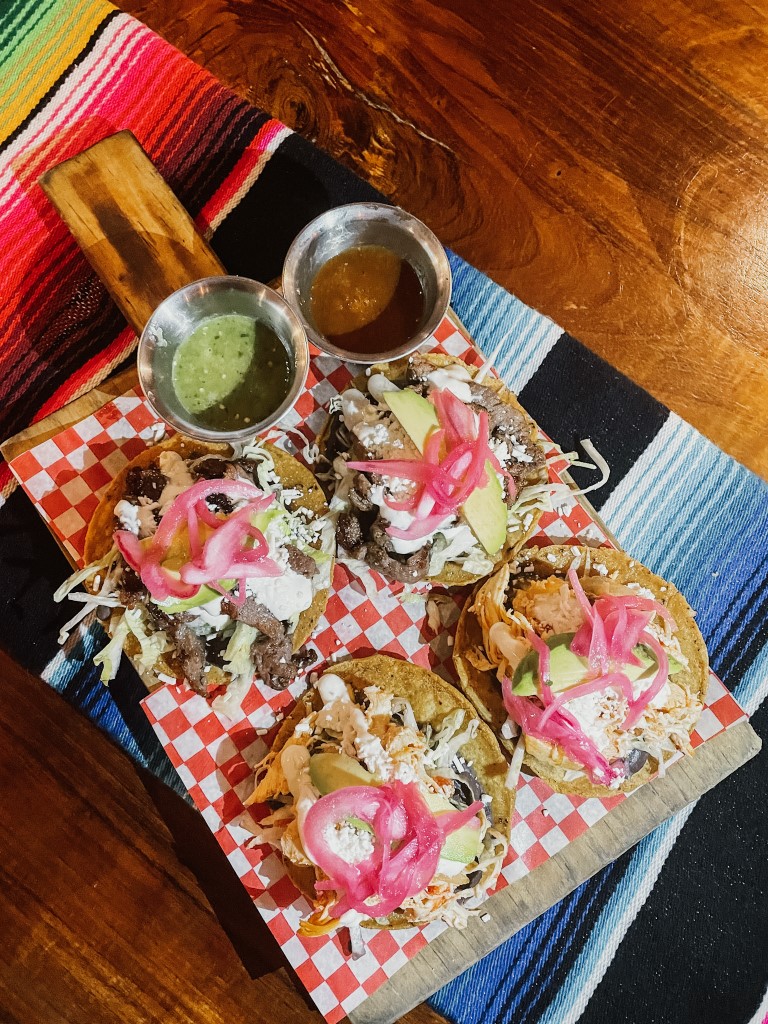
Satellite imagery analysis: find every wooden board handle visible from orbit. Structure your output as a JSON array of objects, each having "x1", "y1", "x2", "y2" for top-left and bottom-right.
[{"x1": 39, "y1": 130, "x2": 225, "y2": 335}]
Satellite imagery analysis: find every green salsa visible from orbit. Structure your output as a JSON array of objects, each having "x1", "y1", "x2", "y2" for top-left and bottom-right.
[{"x1": 172, "y1": 314, "x2": 291, "y2": 430}]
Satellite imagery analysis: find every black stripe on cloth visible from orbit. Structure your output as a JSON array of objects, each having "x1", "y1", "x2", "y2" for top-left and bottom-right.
[
  {"x1": 0, "y1": 487, "x2": 76, "y2": 674},
  {"x1": 0, "y1": 7, "x2": 119, "y2": 155},
  {"x1": 210, "y1": 131, "x2": 385, "y2": 284},
  {"x1": 710, "y1": 568, "x2": 768, "y2": 691},
  {"x1": 519, "y1": 333, "x2": 670, "y2": 510},
  {"x1": 577, "y1": 697, "x2": 768, "y2": 1024}
]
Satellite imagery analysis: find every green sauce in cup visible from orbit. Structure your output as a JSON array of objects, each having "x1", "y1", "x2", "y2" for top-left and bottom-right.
[{"x1": 172, "y1": 313, "x2": 291, "y2": 431}]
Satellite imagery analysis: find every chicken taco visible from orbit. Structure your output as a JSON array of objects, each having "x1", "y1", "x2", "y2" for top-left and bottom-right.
[
  {"x1": 55, "y1": 435, "x2": 334, "y2": 707},
  {"x1": 246, "y1": 655, "x2": 512, "y2": 937},
  {"x1": 319, "y1": 352, "x2": 548, "y2": 587},
  {"x1": 453, "y1": 545, "x2": 708, "y2": 795}
]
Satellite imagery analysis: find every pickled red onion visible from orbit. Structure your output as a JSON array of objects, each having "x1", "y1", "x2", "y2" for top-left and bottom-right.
[
  {"x1": 303, "y1": 782, "x2": 482, "y2": 919},
  {"x1": 538, "y1": 671, "x2": 634, "y2": 728},
  {"x1": 432, "y1": 388, "x2": 475, "y2": 449},
  {"x1": 347, "y1": 389, "x2": 498, "y2": 545},
  {"x1": 622, "y1": 631, "x2": 669, "y2": 730},
  {"x1": 116, "y1": 478, "x2": 280, "y2": 602},
  {"x1": 152, "y1": 479, "x2": 265, "y2": 548},
  {"x1": 386, "y1": 511, "x2": 453, "y2": 542},
  {"x1": 424, "y1": 426, "x2": 445, "y2": 466},
  {"x1": 567, "y1": 568, "x2": 595, "y2": 627},
  {"x1": 511, "y1": 570, "x2": 679, "y2": 780},
  {"x1": 502, "y1": 680, "x2": 625, "y2": 786}
]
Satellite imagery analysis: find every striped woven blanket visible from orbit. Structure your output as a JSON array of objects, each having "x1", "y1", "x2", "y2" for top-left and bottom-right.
[{"x1": 1, "y1": 2, "x2": 766, "y2": 1022}]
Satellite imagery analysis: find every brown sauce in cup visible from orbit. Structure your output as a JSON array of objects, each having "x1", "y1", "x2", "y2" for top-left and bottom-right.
[{"x1": 310, "y1": 245, "x2": 424, "y2": 355}]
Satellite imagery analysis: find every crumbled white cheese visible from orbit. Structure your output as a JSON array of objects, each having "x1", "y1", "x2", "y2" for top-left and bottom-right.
[{"x1": 324, "y1": 822, "x2": 375, "y2": 864}]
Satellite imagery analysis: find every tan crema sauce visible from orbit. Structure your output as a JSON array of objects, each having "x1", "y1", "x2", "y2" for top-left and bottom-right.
[{"x1": 309, "y1": 245, "x2": 424, "y2": 355}]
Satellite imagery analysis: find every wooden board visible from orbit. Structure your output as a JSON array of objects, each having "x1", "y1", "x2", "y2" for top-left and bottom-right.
[
  {"x1": 18, "y1": 133, "x2": 760, "y2": 1023},
  {"x1": 39, "y1": 130, "x2": 225, "y2": 335}
]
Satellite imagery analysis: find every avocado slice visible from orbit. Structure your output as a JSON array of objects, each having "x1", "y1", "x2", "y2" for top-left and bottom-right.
[
  {"x1": 462, "y1": 462, "x2": 507, "y2": 555},
  {"x1": 159, "y1": 580, "x2": 236, "y2": 614},
  {"x1": 512, "y1": 632, "x2": 683, "y2": 696},
  {"x1": 382, "y1": 388, "x2": 508, "y2": 555},
  {"x1": 424, "y1": 791, "x2": 482, "y2": 864},
  {"x1": 309, "y1": 751, "x2": 375, "y2": 794},
  {"x1": 383, "y1": 388, "x2": 440, "y2": 448}
]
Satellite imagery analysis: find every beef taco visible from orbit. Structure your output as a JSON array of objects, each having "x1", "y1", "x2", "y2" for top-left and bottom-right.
[
  {"x1": 453, "y1": 545, "x2": 708, "y2": 796},
  {"x1": 55, "y1": 435, "x2": 334, "y2": 707},
  {"x1": 246, "y1": 655, "x2": 511, "y2": 937},
  {"x1": 319, "y1": 352, "x2": 548, "y2": 587}
]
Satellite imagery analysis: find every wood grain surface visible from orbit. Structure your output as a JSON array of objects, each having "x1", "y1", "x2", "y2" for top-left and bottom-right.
[{"x1": 112, "y1": 0, "x2": 768, "y2": 479}]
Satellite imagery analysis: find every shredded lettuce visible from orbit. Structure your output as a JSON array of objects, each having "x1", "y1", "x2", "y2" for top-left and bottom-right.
[
  {"x1": 429, "y1": 527, "x2": 494, "y2": 578},
  {"x1": 123, "y1": 608, "x2": 170, "y2": 672},
  {"x1": 54, "y1": 547, "x2": 119, "y2": 603},
  {"x1": 222, "y1": 621, "x2": 259, "y2": 679},
  {"x1": 310, "y1": 549, "x2": 334, "y2": 590},
  {"x1": 91, "y1": 608, "x2": 170, "y2": 683},
  {"x1": 243, "y1": 442, "x2": 282, "y2": 493},
  {"x1": 92, "y1": 616, "x2": 131, "y2": 682},
  {"x1": 58, "y1": 603, "x2": 98, "y2": 645},
  {"x1": 423, "y1": 710, "x2": 479, "y2": 769}
]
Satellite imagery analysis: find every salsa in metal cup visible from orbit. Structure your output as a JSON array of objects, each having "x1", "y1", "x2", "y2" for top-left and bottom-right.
[{"x1": 171, "y1": 313, "x2": 291, "y2": 431}]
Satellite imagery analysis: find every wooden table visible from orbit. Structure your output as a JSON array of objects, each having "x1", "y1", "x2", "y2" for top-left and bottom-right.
[{"x1": 3, "y1": 2, "x2": 766, "y2": 1022}]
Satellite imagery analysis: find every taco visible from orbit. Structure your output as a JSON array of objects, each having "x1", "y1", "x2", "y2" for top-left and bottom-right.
[
  {"x1": 55, "y1": 434, "x2": 334, "y2": 706},
  {"x1": 453, "y1": 545, "x2": 708, "y2": 796},
  {"x1": 319, "y1": 352, "x2": 548, "y2": 587},
  {"x1": 246, "y1": 655, "x2": 512, "y2": 936}
]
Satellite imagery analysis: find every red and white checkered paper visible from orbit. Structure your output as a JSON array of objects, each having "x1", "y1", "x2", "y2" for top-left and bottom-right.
[{"x1": 9, "y1": 314, "x2": 748, "y2": 1023}]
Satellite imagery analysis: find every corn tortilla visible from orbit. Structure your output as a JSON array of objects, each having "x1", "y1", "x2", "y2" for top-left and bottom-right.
[
  {"x1": 453, "y1": 545, "x2": 709, "y2": 796},
  {"x1": 257, "y1": 654, "x2": 513, "y2": 928},
  {"x1": 319, "y1": 353, "x2": 548, "y2": 587},
  {"x1": 84, "y1": 434, "x2": 330, "y2": 691}
]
